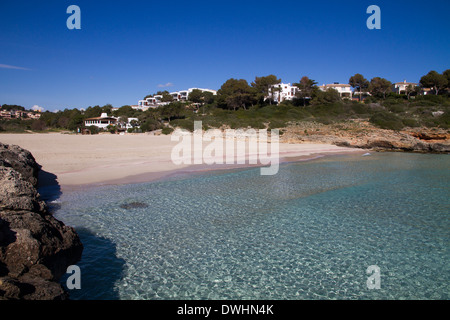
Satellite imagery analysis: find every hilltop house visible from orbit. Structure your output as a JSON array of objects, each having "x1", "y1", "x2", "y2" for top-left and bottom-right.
[
  {"x1": 0, "y1": 109, "x2": 41, "y2": 120},
  {"x1": 266, "y1": 83, "x2": 299, "y2": 103},
  {"x1": 266, "y1": 82, "x2": 353, "y2": 103},
  {"x1": 318, "y1": 83, "x2": 353, "y2": 99},
  {"x1": 138, "y1": 88, "x2": 217, "y2": 108},
  {"x1": 393, "y1": 80, "x2": 418, "y2": 95}
]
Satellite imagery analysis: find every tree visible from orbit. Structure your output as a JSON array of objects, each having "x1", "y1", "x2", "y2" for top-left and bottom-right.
[
  {"x1": 101, "y1": 104, "x2": 113, "y2": 114},
  {"x1": 154, "y1": 90, "x2": 173, "y2": 102},
  {"x1": 129, "y1": 119, "x2": 139, "y2": 128},
  {"x1": 31, "y1": 119, "x2": 46, "y2": 131},
  {"x1": 442, "y1": 69, "x2": 450, "y2": 92},
  {"x1": 161, "y1": 92, "x2": 174, "y2": 103},
  {"x1": 405, "y1": 84, "x2": 420, "y2": 100},
  {"x1": 251, "y1": 75, "x2": 281, "y2": 103},
  {"x1": 67, "y1": 112, "x2": 84, "y2": 131},
  {"x1": 188, "y1": 89, "x2": 215, "y2": 114},
  {"x1": 202, "y1": 91, "x2": 215, "y2": 104},
  {"x1": 349, "y1": 74, "x2": 369, "y2": 101},
  {"x1": 84, "y1": 105, "x2": 102, "y2": 118},
  {"x1": 217, "y1": 78, "x2": 256, "y2": 110},
  {"x1": 0, "y1": 104, "x2": 25, "y2": 111},
  {"x1": 118, "y1": 116, "x2": 129, "y2": 128},
  {"x1": 311, "y1": 88, "x2": 341, "y2": 105},
  {"x1": 293, "y1": 76, "x2": 318, "y2": 106},
  {"x1": 420, "y1": 70, "x2": 448, "y2": 95},
  {"x1": 160, "y1": 102, "x2": 185, "y2": 122},
  {"x1": 369, "y1": 77, "x2": 392, "y2": 99},
  {"x1": 57, "y1": 116, "x2": 70, "y2": 128},
  {"x1": 188, "y1": 89, "x2": 204, "y2": 103},
  {"x1": 114, "y1": 105, "x2": 134, "y2": 117},
  {"x1": 106, "y1": 124, "x2": 117, "y2": 133}
]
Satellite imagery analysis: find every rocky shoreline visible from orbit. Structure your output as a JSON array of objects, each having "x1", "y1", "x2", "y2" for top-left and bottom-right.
[
  {"x1": 281, "y1": 121, "x2": 450, "y2": 153},
  {"x1": 0, "y1": 142, "x2": 83, "y2": 300}
]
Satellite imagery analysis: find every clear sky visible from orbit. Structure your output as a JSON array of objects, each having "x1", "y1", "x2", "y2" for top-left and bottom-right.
[{"x1": 1, "y1": 0, "x2": 449, "y2": 111}]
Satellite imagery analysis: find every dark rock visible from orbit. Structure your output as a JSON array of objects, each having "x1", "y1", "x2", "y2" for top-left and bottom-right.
[
  {"x1": 119, "y1": 202, "x2": 148, "y2": 210},
  {"x1": 0, "y1": 143, "x2": 39, "y2": 187},
  {"x1": 429, "y1": 143, "x2": 450, "y2": 153},
  {"x1": 0, "y1": 142, "x2": 83, "y2": 300},
  {"x1": 0, "y1": 167, "x2": 46, "y2": 212}
]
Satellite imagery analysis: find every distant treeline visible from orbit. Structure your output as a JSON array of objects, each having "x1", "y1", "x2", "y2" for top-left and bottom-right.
[{"x1": 1, "y1": 69, "x2": 449, "y2": 133}]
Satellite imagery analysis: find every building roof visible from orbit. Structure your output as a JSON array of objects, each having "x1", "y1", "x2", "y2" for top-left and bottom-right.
[
  {"x1": 394, "y1": 82, "x2": 417, "y2": 85},
  {"x1": 320, "y1": 84, "x2": 351, "y2": 88},
  {"x1": 84, "y1": 116, "x2": 117, "y2": 121}
]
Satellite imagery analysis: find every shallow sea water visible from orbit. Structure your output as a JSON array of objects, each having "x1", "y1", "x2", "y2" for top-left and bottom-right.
[{"x1": 52, "y1": 152, "x2": 449, "y2": 300}]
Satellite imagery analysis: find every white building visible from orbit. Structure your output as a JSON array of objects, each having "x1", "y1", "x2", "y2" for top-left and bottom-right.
[
  {"x1": 266, "y1": 83, "x2": 299, "y2": 103},
  {"x1": 172, "y1": 88, "x2": 217, "y2": 101},
  {"x1": 393, "y1": 80, "x2": 418, "y2": 95},
  {"x1": 121, "y1": 117, "x2": 139, "y2": 130},
  {"x1": 138, "y1": 94, "x2": 163, "y2": 108},
  {"x1": 84, "y1": 113, "x2": 117, "y2": 129},
  {"x1": 318, "y1": 83, "x2": 353, "y2": 99},
  {"x1": 138, "y1": 88, "x2": 217, "y2": 107},
  {"x1": 84, "y1": 113, "x2": 139, "y2": 130}
]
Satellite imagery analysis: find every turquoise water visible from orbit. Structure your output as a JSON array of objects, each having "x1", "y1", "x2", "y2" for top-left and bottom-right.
[{"x1": 52, "y1": 152, "x2": 449, "y2": 300}]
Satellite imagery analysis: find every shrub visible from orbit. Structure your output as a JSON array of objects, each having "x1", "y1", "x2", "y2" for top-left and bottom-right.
[
  {"x1": 106, "y1": 124, "x2": 117, "y2": 133},
  {"x1": 432, "y1": 110, "x2": 450, "y2": 128},
  {"x1": 171, "y1": 118, "x2": 195, "y2": 131},
  {"x1": 31, "y1": 119, "x2": 46, "y2": 131},
  {"x1": 369, "y1": 112, "x2": 404, "y2": 131},
  {"x1": 387, "y1": 104, "x2": 406, "y2": 113},
  {"x1": 364, "y1": 96, "x2": 379, "y2": 104},
  {"x1": 402, "y1": 118, "x2": 420, "y2": 128},
  {"x1": 140, "y1": 119, "x2": 161, "y2": 132},
  {"x1": 87, "y1": 125, "x2": 99, "y2": 134},
  {"x1": 268, "y1": 119, "x2": 287, "y2": 130},
  {"x1": 161, "y1": 127, "x2": 174, "y2": 135}
]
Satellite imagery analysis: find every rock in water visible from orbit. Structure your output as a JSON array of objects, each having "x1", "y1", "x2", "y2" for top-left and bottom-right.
[
  {"x1": 0, "y1": 142, "x2": 83, "y2": 300},
  {"x1": 119, "y1": 202, "x2": 148, "y2": 210}
]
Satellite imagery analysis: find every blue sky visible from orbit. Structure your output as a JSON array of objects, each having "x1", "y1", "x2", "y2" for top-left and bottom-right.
[{"x1": 0, "y1": 0, "x2": 449, "y2": 111}]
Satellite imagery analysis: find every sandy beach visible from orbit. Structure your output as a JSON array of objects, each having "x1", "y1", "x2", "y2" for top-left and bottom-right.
[{"x1": 0, "y1": 133, "x2": 364, "y2": 189}]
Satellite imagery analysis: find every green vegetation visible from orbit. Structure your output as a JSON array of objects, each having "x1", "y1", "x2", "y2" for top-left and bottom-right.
[
  {"x1": 2, "y1": 69, "x2": 449, "y2": 134},
  {"x1": 140, "y1": 94, "x2": 449, "y2": 133},
  {"x1": 161, "y1": 127, "x2": 174, "y2": 135}
]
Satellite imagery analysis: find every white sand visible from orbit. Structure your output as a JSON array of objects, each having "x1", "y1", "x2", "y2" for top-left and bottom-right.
[{"x1": 0, "y1": 133, "x2": 363, "y2": 188}]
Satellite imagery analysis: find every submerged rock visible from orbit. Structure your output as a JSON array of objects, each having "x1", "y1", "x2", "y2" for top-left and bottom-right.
[
  {"x1": 119, "y1": 202, "x2": 148, "y2": 210},
  {"x1": 0, "y1": 142, "x2": 83, "y2": 300}
]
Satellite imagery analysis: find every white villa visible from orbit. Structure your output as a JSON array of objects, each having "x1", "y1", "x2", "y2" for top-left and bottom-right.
[
  {"x1": 138, "y1": 88, "x2": 217, "y2": 108},
  {"x1": 318, "y1": 83, "x2": 353, "y2": 99},
  {"x1": 266, "y1": 82, "x2": 353, "y2": 103},
  {"x1": 393, "y1": 80, "x2": 418, "y2": 95},
  {"x1": 84, "y1": 113, "x2": 140, "y2": 130},
  {"x1": 266, "y1": 83, "x2": 299, "y2": 103},
  {"x1": 84, "y1": 113, "x2": 117, "y2": 129}
]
